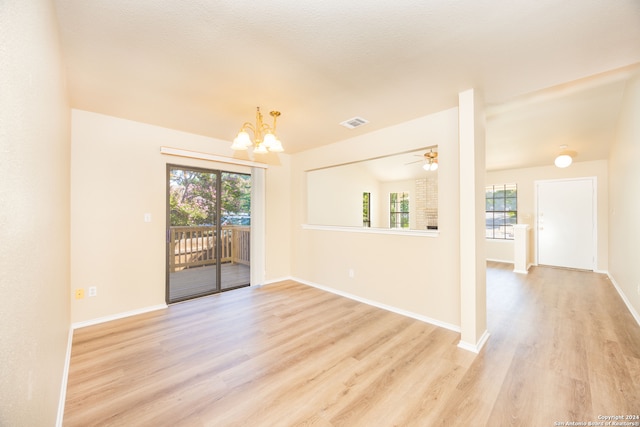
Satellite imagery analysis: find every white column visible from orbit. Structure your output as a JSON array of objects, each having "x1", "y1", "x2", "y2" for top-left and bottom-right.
[
  {"x1": 250, "y1": 167, "x2": 266, "y2": 286},
  {"x1": 458, "y1": 88, "x2": 489, "y2": 353},
  {"x1": 513, "y1": 224, "x2": 531, "y2": 274}
]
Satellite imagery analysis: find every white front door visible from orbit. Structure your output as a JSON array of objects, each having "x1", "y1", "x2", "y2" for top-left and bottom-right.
[{"x1": 536, "y1": 178, "x2": 595, "y2": 270}]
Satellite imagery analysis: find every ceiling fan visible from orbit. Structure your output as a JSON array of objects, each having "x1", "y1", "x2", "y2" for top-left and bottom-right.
[{"x1": 406, "y1": 149, "x2": 439, "y2": 171}]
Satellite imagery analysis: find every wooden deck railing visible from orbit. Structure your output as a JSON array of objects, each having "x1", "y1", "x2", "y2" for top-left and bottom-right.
[{"x1": 170, "y1": 226, "x2": 250, "y2": 272}]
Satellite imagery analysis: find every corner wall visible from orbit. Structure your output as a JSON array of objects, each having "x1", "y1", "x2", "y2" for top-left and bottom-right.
[
  {"x1": 0, "y1": 1, "x2": 71, "y2": 425},
  {"x1": 70, "y1": 110, "x2": 291, "y2": 323},
  {"x1": 291, "y1": 108, "x2": 462, "y2": 328},
  {"x1": 609, "y1": 71, "x2": 640, "y2": 319}
]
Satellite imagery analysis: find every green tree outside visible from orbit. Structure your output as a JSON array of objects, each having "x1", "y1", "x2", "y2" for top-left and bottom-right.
[{"x1": 169, "y1": 169, "x2": 251, "y2": 226}]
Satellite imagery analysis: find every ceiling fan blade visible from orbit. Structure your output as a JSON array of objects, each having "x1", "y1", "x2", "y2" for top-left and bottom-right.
[{"x1": 404, "y1": 159, "x2": 423, "y2": 165}]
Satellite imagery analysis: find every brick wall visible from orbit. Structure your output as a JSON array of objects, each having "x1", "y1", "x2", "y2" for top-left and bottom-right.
[{"x1": 415, "y1": 176, "x2": 438, "y2": 229}]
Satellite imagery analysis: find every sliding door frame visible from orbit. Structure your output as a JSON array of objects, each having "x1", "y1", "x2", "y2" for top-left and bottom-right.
[{"x1": 165, "y1": 163, "x2": 252, "y2": 304}]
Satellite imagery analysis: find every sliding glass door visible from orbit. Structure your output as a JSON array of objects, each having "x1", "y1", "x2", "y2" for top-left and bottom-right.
[{"x1": 166, "y1": 165, "x2": 251, "y2": 303}]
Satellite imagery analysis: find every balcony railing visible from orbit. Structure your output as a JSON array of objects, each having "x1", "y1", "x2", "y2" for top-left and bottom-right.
[{"x1": 169, "y1": 226, "x2": 250, "y2": 272}]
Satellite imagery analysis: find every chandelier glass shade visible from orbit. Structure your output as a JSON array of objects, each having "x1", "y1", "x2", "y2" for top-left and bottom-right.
[{"x1": 231, "y1": 107, "x2": 284, "y2": 153}]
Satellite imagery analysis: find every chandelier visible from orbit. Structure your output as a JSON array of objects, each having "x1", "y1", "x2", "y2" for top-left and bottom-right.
[{"x1": 231, "y1": 107, "x2": 284, "y2": 153}]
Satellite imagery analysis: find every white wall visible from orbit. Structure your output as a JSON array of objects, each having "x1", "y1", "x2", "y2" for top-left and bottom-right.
[
  {"x1": 486, "y1": 160, "x2": 608, "y2": 271},
  {"x1": 264, "y1": 153, "x2": 292, "y2": 283},
  {"x1": 307, "y1": 162, "x2": 379, "y2": 227},
  {"x1": 292, "y1": 108, "x2": 462, "y2": 328},
  {"x1": 0, "y1": 1, "x2": 71, "y2": 425},
  {"x1": 70, "y1": 110, "x2": 291, "y2": 323},
  {"x1": 609, "y1": 71, "x2": 640, "y2": 318}
]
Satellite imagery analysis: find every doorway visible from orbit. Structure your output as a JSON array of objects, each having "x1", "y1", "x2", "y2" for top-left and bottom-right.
[
  {"x1": 166, "y1": 165, "x2": 251, "y2": 303},
  {"x1": 535, "y1": 177, "x2": 596, "y2": 270}
]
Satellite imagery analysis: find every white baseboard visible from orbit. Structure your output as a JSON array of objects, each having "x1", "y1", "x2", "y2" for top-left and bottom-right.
[
  {"x1": 607, "y1": 272, "x2": 640, "y2": 327},
  {"x1": 486, "y1": 258, "x2": 514, "y2": 264},
  {"x1": 71, "y1": 304, "x2": 168, "y2": 330},
  {"x1": 513, "y1": 263, "x2": 533, "y2": 274},
  {"x1": 292, "y1": 276, "x2": 461, "y2": 333},
  {"x1": 261, "y1": 276, "x2": 294, "y2": 287},
  {"x1": 458, "y1": 330, "x2": 490, "y2": 354},
  {"x1": 56, "y1": 327, "x2": 74, "y2": 427}
]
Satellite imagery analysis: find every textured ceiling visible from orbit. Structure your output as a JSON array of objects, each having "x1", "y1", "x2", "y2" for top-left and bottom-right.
[{"x1": 53, "y1": 0, "x2": 640, "y2": 169}]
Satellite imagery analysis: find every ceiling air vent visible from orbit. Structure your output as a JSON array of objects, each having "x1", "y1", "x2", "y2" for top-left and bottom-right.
[{"x1": 340, "y1": 116, "x2": 369, "y2": 129}]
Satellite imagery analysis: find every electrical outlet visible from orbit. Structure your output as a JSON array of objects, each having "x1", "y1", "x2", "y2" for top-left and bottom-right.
[
  {"x1": 637, "y1": 284, "x2": 640, "y2": 296},
  {"x1": 88, "y1": 286, "x2": 97, "y2": 297},
  {"x1": 75, "y1": 288, "x2": 84, "y2": 299},
  {"x1": 348, "y1": 268, "x2": 355, "y2": 278}
]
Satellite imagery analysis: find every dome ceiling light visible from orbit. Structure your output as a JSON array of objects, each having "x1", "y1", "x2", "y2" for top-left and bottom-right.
[{"x1": 554, "y1": 145, "x2": 576, "y2": 168}]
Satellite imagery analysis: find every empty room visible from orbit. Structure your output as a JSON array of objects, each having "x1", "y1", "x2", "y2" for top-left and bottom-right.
[{"x1": 1, "y1": 1, "x2": 640, "y2": 426}]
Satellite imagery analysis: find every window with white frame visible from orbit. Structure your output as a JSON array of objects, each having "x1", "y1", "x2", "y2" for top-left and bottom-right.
[
  {"x1": 390, "y1": 192, "x2": 410, "y2": 229},
  {"x1": 485, "y1": 184, "x2": 517, "y2": 239}
]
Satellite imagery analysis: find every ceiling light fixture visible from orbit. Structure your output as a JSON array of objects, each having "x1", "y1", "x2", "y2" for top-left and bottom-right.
[
  {"x1": 554, "y1": 145, "x2": 574, "y2": 168},
  {"x1": 423, "y1": 158, "x2": 438, "y2": 171},
  {"x1": 422, "y1": 150, "x2": 438, "y2": 171},
  {"x1": 231, "y1": 107, "x2": 283, "y2": 153}
]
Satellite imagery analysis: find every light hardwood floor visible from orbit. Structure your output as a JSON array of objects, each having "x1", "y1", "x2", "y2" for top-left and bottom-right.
[{"x1": 63, "y1": 262, "x2": 640, "y2": 426}]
